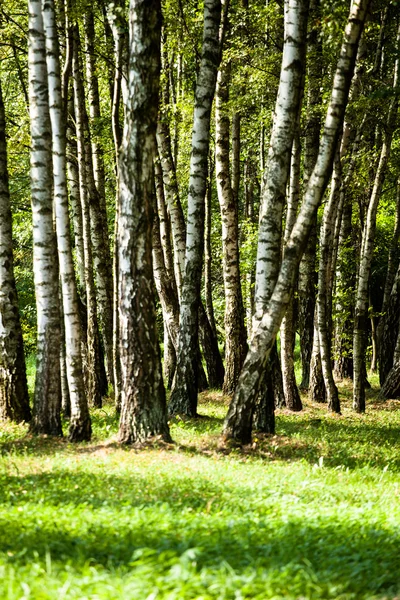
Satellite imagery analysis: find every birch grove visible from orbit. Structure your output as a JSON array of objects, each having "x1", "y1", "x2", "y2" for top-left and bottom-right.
[{"x1": 3, "y1": 0, "x2": 400, "y2": 446}]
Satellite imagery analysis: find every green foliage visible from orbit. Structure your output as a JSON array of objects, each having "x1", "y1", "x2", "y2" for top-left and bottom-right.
[{"x1": 1, "y1": 389, "x2": 400, "y2": 599}]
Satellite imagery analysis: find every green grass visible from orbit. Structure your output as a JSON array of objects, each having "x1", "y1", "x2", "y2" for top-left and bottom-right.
[{"x1": 1, "y1": 385, "x2": 400, "y2": 599}]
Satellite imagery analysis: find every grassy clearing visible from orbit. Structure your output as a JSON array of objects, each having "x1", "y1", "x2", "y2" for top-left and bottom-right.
[{"x1": 1, "y1": 383, "x2": 400, "y2": 599}]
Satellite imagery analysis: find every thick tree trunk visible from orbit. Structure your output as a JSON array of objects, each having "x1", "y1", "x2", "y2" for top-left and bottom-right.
[
  {"x1": 43, "y1": 0, "x2": 91, "y2": 441},
  {"x1": 353, "y1": 29, "x2": 399, "y2": 412},
  {"x1": 215, "y1": 63, "x2": 248, "y2": 395},
  {"x1": 0, "y1": 81, "x2": 31, "y2": 424},
  {"x1": 117, "y1": 0, "x2": 171, "y2": 444},
  {"x1": 223, "y1": 0, "x2": 368, "y2": 444},
  {"x1": 168, "y1": 0, "x2": 222, "y2": 417},
  {"x1": 28, "y1": 0, "x2": 62, "y2": 436}
]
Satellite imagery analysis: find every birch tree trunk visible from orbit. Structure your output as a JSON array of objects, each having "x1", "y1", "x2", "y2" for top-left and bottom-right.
[
  {"x1": 204, "y1": 164, "x2": 218, "y2": 339},
  {"x1": 353, "y1": 26, "x2": 400, "y2": 412},
  {"x1": 223, "y1": 0, "x2": 369, "y2": 444},
  {"x1": 316, "y1": 149, "x2": 341, "y2": 412},
  {"x1": 280, "y1": 132, "x2": 302, "y2": 411},
  {"x1": 168, "y1": 0, "x2": 222, "y2": 417},
  {"x1": 28, "y1": 0, "x2": 62, "y2": 436},
  {"x1": 215, "y1": 62, "x2": 248, "y2": 395},
  {"x1": 84, "y1": 11, "x2": 114, "y2": 389},
  {"x1": 309, "y1": 316, "x2": 326, "y2": 402},
  {"x1": 298, "y1": 0, "x2": 322, "y2": 390},
  {"x1": 43, "y1": 0, "x2": 91, "y2": 441},
  {"x1": 117, "y1": 0, "x2": 171, "y2": 444},
  {"x1": 72, "y1": 25, "x2": 103, "y2": 409},
  {"x1": 0, "y1": 81, "x2": 31, "y2": 423},
  {"x1": 66, "y1": 96, "x2": 85, "y2": 292},
  {"x1": 250, "y1": 0, "x2": 309, "y2": 426}
]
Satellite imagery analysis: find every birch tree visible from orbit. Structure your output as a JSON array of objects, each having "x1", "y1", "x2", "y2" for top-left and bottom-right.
[
  {"x1": 223, "y1": 0, "x2": 369, "y2": 444},
  {"x1": 117, "y1": 0, "x2": 171, "y2": 444},
  {"x1": 215, "y1": 62, "x2": 248, "y2": 395},
  {"x1": 0, "y1": 80, "x2": 31, "y2": 424},
  {"x1": 42, "y1": 0, "x2": 91, "y2": 441},
  {"x1": 72, "y1": 25, "x2": 103, "y2": 409},
  {"x1": 168, "y1": 0, "x2": 222, "y2": 417},
  {"x1": 28, "y1": 0, "x2": 62, "y2": 436}
]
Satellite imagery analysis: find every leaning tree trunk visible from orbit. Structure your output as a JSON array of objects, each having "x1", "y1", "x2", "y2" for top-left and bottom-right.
[
  {"x1": 223, "y1": 0, "x2": 369, "y2": 444},
  {"x1": 168, "y1": 0, "x2": 222, "y2": 417},
  {"x1": 353, "y1": 27, "x2": 399, "y2": 412},
  {"x1": 250, "y1": 0, "x2": 309, "y2": 429},
  {"x1": 28, "y1": 0, "x2": 62, "y2": 436},
  {"x1": 215, "y1": 62, "x2": 248, "y2": 395},
  {"x1": 0, "y1": 81, "x2": 31, "y2": 424},
  {"x1": 43, "y1": 0, "x2": 91, "y2": 441},
  {"x1": 117, "y1": 0, "x2": 171, "y2": 444}
]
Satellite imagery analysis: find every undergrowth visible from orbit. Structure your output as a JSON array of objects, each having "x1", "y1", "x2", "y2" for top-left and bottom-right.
[{"x1": 0, "y1": 381, "x2": 399, "y2": 599}]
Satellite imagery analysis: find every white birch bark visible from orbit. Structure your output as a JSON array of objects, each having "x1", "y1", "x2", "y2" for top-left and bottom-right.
[
  {"x1": 223, "y1": 0, "x2": 369, "y2": 444},
  {"x1": 168, "y1": 0, "x2": 222, "y2": 416},
  {"x1": 42, "y1": 0, "x2": 91, "y2": 441},
  {"x1": 28, "y1": 0, "x2": 62, "y2": 436},
  {"x1": 253, "y1": 0, "x2": 309, "y2": 324}
]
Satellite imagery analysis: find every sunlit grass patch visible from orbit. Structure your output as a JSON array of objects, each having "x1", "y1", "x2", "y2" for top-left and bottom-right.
[{"x1": 0, "y1": 384, "x2": 400, "y2": 598}]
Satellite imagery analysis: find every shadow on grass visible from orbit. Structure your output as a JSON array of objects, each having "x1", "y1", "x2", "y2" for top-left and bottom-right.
[
  {"x1": 2, "y1": 401, "x2": 400, "y2": 471},
  {"x1": 0, "y1": 469, "x2": 398, "y2": 598}
]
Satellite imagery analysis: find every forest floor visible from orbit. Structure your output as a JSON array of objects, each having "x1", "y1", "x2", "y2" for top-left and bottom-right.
[{"x1": 0, "y1": 379, "x2": 400, "y2": 599}]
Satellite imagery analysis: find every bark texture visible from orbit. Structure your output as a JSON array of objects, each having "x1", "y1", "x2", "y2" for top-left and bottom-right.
[
  {"x1": 43, "y1": 0, "x2": 91, "y2": 441},
  {"x1": 215, "y1": 63, "x2": 248, "y2": 395},
  {"x1": 72, "y1": 25, "x2": 103, "y2": 410},
  {"x1": 168, "y1": 0, "x2": 222, "y2": 417},
  {"x1": 223, "y1": 0, "x2": 368, "y2": 444},
  {"x1": 28, "y1": 0, "x2": 62, "y2": 436},
  {"x1": 117, "y1": 0, "x2": 171, "y2": 444}
]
